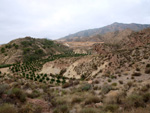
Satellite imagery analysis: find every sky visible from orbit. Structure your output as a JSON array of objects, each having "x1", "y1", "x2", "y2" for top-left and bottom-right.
[{"x1": 0, "y1": 0, "x2": 150, "y2": 44}]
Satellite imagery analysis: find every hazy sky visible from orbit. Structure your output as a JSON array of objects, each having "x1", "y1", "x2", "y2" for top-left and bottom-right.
[{"x1": 0, "y1": 0, "x2": 150, "y2": 44}]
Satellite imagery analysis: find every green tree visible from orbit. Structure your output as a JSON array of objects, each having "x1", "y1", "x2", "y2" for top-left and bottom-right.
[{"x1": 1, "y1": 47, "x2": 5, "y2": 53}]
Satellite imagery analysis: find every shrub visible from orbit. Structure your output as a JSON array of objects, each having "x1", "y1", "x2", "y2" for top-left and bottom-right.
[
  {"x1": 94, "y1": 80, "x2": 99, "y2": 84},
  {"x1": 124, "y1": 94, "x2": 145, "y2": 109},
  {"x1": 80, "y1": 108, "x2": 99, "y2": 113},
  {"x1": 1, "y1": 47, "x2": 5, "y2": 53},
  {"x1": 23, "y1": 48, "x2": 31, "y2": 54},
  {"x1": 132, "y1": 72, "x2": 141, "y2": 76},
  {"x1": 111, "y1": 82, "x2": 117, "y2": 86},
  {"x1": 108, "y1": 79, "x2": 111, "y2": 82},
  {"x1": 7, "y1": 88, "x2": 26, "y2": 102},
  {"x1": 21, "y1": 41, "x2": 32, "y2": 47},
  {"x1": 140, "y1": 85, "x2": 149, "y2": 92},
  {"x1": 136, "y1": 68, "x2": 140, "y2": 71},
  {"x1": 14, "y1": 45, "x2": 19, "y2": 49},
  {"x1": 111, "y1": 75, "x2": 117, "y2": 79},
  {"x1": 145, "y1": 68, "x2": 150, "y2": 74},
  {"x1": 127, "y1": 81, "x2": 133, "y2": 88},
  {"x1": 62, "y1": 82, "x2": 72, "y2": 88},
  {"x1": 18, "y1": 104, "x2": 33, "y2": 113},
  {"x1": 0, "y1": 84, "x2": 9, "y2": 96},
  {"x1": 103, "y1": 104, "x2": 118, "y2": 112},
  {"x1": 101, "y1": 84, "x2": 112, "y2": 94},
  {"x1": 55, "y1": 99, "x2": 67, "y2": 106},
  {"x1": 146, "y1": 64, "x2": 150, "y2": 68},
  {"x1": 84, "y1": 96, "x2": 101, "y2": 105},
  {"x1": 71, "y1": 97, "x2": 82, "y2": 104},
  {"x1": 35, "y1": 49, "x2": 44, "y2": 55},
  {"x1": 142, "y1": 92, "x2": 150, "y2": 103},
  {"x1": 81, "y1": 83, "x2": 92, "y2": 91},
  {"x1": 81, "y1": 74, "x2": 86, "y2": 80},
  {"x1": 27, "y1": 90, "x2": 40, "y2": 98},
  {"x1": 73, "y1": 80, "x2": 80, "y2": 85},
  {"x1": 33, "y1": 106, "x2": 42, "y2": 113},
  {"x1": 0, "y1": 104, "x2": 17, "y2": 113},
  {"x1": 53, "y1": 104, "x2": 69, "y2": 113},
  {"x1": 119, "y1": 80, "x2": 123, "y2": 84},
  {"x1": 122, "y1": 107, "x2": 150, "y2": 113},
  {"x1": 93, "y1": 86, "x2": 99, "y2": 90}
]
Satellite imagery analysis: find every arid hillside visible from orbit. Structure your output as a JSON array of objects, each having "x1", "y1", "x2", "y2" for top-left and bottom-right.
[
  {"x1": 0, "y1": 36, "x2": 72, "y2": 64},
  {"x1": 0, "y1": 29, "x2": 150, "y2": 113}
]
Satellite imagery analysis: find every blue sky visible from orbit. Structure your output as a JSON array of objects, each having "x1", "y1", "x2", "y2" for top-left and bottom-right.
[{"x1": 0, "y1": 0, "x2": 150, "y2": 44}]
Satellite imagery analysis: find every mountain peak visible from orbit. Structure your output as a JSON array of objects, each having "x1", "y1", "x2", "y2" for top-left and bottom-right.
[
  {"x1": 112, "y1": 22, "x2": 120, "y2": 24},
  {"x1": 59, "y1": 22, "x2": 150, "y2": 41}
]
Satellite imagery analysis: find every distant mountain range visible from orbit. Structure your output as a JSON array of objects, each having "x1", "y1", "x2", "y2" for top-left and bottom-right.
[{"x1": 59, "y1": 22, "x2": 150, "y2": 42}]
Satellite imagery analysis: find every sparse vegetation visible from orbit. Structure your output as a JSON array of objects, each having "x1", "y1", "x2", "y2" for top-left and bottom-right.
[
  {"x1": 84, "y1": 96, "x2": 101, "y2": 105},
  {"x1": 1, "y1": 29, "x2": 150, "y2": 113},
  {"x1": 0, "y1": 104, "x2": 17, "y2": 113}
]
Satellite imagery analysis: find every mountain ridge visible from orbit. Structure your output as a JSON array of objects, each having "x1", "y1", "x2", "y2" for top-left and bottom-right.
[{"x1": 59, "y1": 22, "x2": 150, "y2": 42}]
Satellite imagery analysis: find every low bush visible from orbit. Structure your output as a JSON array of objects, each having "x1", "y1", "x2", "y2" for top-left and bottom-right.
[
  {"x1": 62, "y1": 82, "x2": 72, "y2": 88},
  {"x1": 119, "y1": 80, "x2": 123, "y2": 84},
  {"x1": 122, "y1": 107, "x2": 150, "y2": 113},
  {"x1": 123, "y1": 94, "x2": 145, "y2": 109},
  {"x1": 84, "y1": 96, "x2": 101, "y2": 105},
  {"x1": 27, "y1": 90, "x2": 40, "y2": 98},
  {"x1": 111, "y1": 82, "x2": 117, "y2": 86},
  {"x1": 145, "y1": 68, "x2": 150, "y2": 74},
  {"x1": 18, "y1": 103, "x2": 33, "y2": 113},
  {"x1": 94, "y1": 80, "x2": 99, "y2": 84},
  {"x1": 81, "y1": 83, "x2": 92, "y2": 91},
  {"x1": 103, "y1": 104, "x2": 118, "y2": 112},
  {"x1": 7, "y1": 88, "x2": 26, "y2": 102},
  {"x1": 0, "y1": 103, "x2": 17, "y2": 113},
  {"x1": 101, "y1": 84, "x2": 112, "y2": 94},
  {"x1": 146, "y1": 64, "x2": 150, "y2": 68},
  {"x1": 132, "y1": 72, "x2": 141, "y2": 76},
  {"x1": 71, "y1": 96, "x2": 82, "y2": 104},
  {"x1": 0, "y1": 84, "x2": 9, "y2": 96},
  {"x1": 53, "y1": 104, "x2": 69, "y2": 113},
  {"x1": 142, "y1": 92, "x2": 150, "y2": 103},
  {"x1": 79, "y1": 108, "x2": 99, "y2": 113}
]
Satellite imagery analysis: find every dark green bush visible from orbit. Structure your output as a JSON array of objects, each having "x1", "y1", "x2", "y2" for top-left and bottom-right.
[
  {"x1": 1, "y1": 47, "x2": 5, "y2": 53},
  {"x1": 132, "y1": 72, "x2": 141, "y2": 76}
]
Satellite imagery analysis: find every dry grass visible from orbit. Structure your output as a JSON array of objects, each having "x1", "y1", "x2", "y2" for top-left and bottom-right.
[{"x1": 122, "y1": 107, "x2": 150, "y2": 113}]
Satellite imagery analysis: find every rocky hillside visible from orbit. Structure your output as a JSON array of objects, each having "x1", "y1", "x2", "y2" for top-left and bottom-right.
[
  {"x1": 43, "y1": 28, "x2": 150, "y2": 79},
  {"x1": 59, "y1": 22, "x2": 150, "y2": 42},
  {"x1": 0, "y1": 36, "x2": 72, "y2": 64},
  {"x1": 0, "y1": 28, "x2": 150, "y2": 113}
]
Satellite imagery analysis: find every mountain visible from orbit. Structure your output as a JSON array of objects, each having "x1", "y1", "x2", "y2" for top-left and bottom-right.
[
  {"x1": 93, "y1": 28, "x2": 150, "y2": 54},
  {"x1": 0, "y1": 36, "x2": 72, "y2": 64},
  {"x1": 1, "y1": 26, "x2": 150, "y2": 113},
  {"x1": 59, "y1": 22, "x2": 150, "y2": 42}
]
